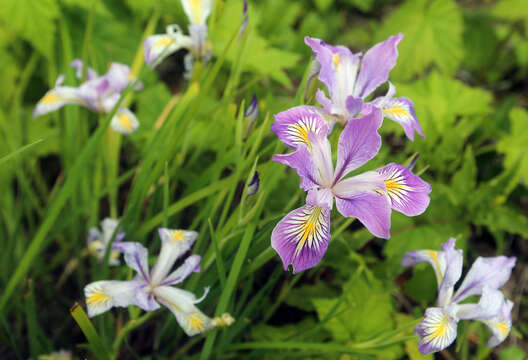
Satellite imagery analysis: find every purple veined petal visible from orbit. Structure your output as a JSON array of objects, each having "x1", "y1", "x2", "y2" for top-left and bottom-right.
[
  {"x1": 161, "y1": 254, "x2": 202, "y2": 286},
  {"x1": 271, "y1": 202, "x2": 331, "y2": 273},
  {"x1": 84, "y1": 280, "x2": 151, "y2": 317},
  {"x1": 353, "y1": 33, "x2": 403, "y2": 99},
  {"x1": 478, "y1": 299, "x2": 513, "y2": 347},
  {"x1": 436, "y1": 238, "x2": 463, "y2": 307},
  {"x1": 271, "y1": 106, "x2": 329, "y2": 149},
  {"x1": 70, "y1": 59, "x2": 98, "y2": 81},
  {"x1": 105, "y1": 62, "x2": 132, "y2": 93},
  {"x1": 153, "y1": 285, "x2": 216, "y2": 336},
  {"x1": 33, "y1": 86, "x2": 86, "y2": 118},
  {"x1": 415, "y1": 307, "x2": 458, "y2": 354},
  {"x1": 77, "y1": 77, "x2": 109, "y2": 112},
  {"x1": 305, "y1": 36, "x2": 361, "y2": 117},
  {"x1": 315, "y1": 89, "x2": 333, "y2": 115},
  {"x1": 345, "y1": 96, "x2": 363, "y2": 118},
  {"x1": 402, "y1": 249, "x2": 446, "y2": 289},
  {"x1": 181, "y1": 0, "x2": 212, "y2": 25},
  {"x1": 455, "y1": 286, "x2": 504, "y2": 320},
  {"x1": 273, "y1": 148, "x2": 320, "y2": 191},
  {"x1": 308, "y1": 132, "x2": 335, "y2": 187},
  {"x1": 150, "y1": 229, "x2": 199, "y2": 285},
  {"x1": 379, "y1": 97, "x2": 424, "y2": 141},
  {"x1": 110, "y1": 107, "x2": 140, "y2": 135},
  {"x1": 112, "y1": 241, "x2": 151, "y2": 281},
  {"x1": 333, "y1": 172, "x2": 391, "y2": 239},
  {"x1": 452, "y1": 256, "x2": 516, "y2": 303},
  {"x1": 376, "y1": 163, "x2": 431, "y2": 216},
  {"x1": 333, "y1": 108, "x2": 383, "y2": 182}
]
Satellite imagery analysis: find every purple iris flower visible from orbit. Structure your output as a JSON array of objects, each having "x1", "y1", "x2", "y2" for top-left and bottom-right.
[
  {"x1": 402, "y1": 238, "x2": 516, "y2": 354},
  {"x1": 270, "y1": 106, "x2": 431, "y2": 273},
  {"x1": 33, "y1": 59, "x2": 141, "y2": 134},
  {"x1": 86, "y1": 218, "x2": 125, "y2": 266},
  {"x1": 305, "y1": 34, "x2": 424, "y2": 141},
  {"x1": 84, "y1": 228, "x2": 233, "y2": 336}
]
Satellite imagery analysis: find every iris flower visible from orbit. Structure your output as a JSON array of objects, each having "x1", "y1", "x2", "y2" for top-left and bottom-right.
[
  {"x1": 86, "y1": 218, "x2": 125, "y2": 266},
  {"x1": 305, "y1": 34, "x2": 424, "y2": 140},
  {"x1": 33, "y1": 59, "x2": 141, "y2": 134},
  {"x1": 402, "y1": 238, "x2": 516, "y2": 354},
  {"x1": 84, "y1": 228, "x2": 232, "y2": 336},
  {"x1": 271, "y1": 106, "x2": 431, "y2": 272},
  {"x1": 144, "y1": 0, "x2": 212, "y2": 70}
]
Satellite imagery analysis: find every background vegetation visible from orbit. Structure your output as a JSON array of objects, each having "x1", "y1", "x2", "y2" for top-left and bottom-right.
[{"x1": 0, "y1": 0, "x2": 527, "y2": 359}]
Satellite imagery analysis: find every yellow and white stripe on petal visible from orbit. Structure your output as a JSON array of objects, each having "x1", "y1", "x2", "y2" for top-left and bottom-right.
[
  {"x1": 382, "y1": 99, "x2": 412, "y2": 124},
  {"x1": 33, "y1": 87, "x2": 86, "y2": 117},
  {"x1": 284, "y1": 113, "x2": 324, "y2": 149},
  {"x1": 382, "y1": 166, "x2": 412, "y2": 206},
  {"x1": 84, "y1": 281, "x2": 114, "y2": 317},
  {"x1": 110, "y1": 108, "x2": 139, "y2": 134},
  {"x1": 181, "y1": 0, "x2": 212, "y2": 25},
  {"x1": 283, "y1": 205, "x2": 328, "y2": 258},
  {"x1": 418, "y1": 308, "x2": 457, "y2": 353}
]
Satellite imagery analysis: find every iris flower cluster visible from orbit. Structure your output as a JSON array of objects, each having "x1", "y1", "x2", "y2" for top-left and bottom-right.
[
  {"x1": 34, "y1": 59, "x2": 141, "y2": 134},
  {"x1": 84, "y1": 227, "x2": 233, "y2": 336},
  {"x1": 403, "y1": 238, "x2": 516, "y2": 354},
  {"x1": 271, "y1": 34, "x2": 432, "y2": 273}
]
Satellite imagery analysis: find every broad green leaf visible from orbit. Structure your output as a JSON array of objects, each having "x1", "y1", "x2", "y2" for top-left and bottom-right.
[
  {"x1": 451, "y1": 146, "x2": 477, "y2": 202},
  {"x1": 0, "y1": 0, "x2": 60, "y2": 58},
  {"x1": 210, "y1": 1, "x2": 301, "y2": 87},
  {"x1": 497, "y1": 107, "x2": 528, "y2": 181},
  {"x1": 462, "y1": 10, "x2": 500, "y2": 76},
  {"x1": 492, "y1": 0, "x2": 528, "y2": 21},
  {"x1": 396, "y1": 314, "x2": 433, "y2": 360},
  {"x1": 499, "y1": 345, "x2": 527, "y2": 360},
  {"x1": 375, "y1": 0, "x2": 464, "y2": 81},
  {"x1": 474, "y1": 205, "x2": 528, "y2": 238}
]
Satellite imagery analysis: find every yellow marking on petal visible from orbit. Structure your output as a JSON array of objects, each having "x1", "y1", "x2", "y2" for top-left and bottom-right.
[
  {"x1": 118, "y1": 113, "x2": 132, "y2": 131},
  {"x1": 332, "y1": 54, "x2": 340, "y2": 67},
  {"x1": 110, "y1": 250, "x2": 120, "y2": 260},
  {"x1": 424, "y1": 313, "x2": 450, "y2": 343},
  {"x1": 86, "y1": 289, "x2": 112, "y2": 305},
  {"x1": 42, "y1": 93, "x2": 61, "y2": 104},
  {"x1": 291, "y1": 124, "x2": 309, "y2": 145},
  {"x1": 87, "y1": 240, "x2": 103, "y2": 256},
  {"x1": 428, "y1": 250, "x2": 443, "y2": 284},
  {"x1": 171, "y1": 230, "x2": 184, "y2": 243},
  {"x1": 191, "y1": 0, "x2": 203, "y2": 24},
  {"x1": 382, "y1": 106, "x2": 410, "y2": 118},
  {"x1": 495, "y1": 322, "x2": 509, "y2": 336},
  {"x1": 188, "y1": 312, "x2": 205, "y2": 331},
  {"x1": 294, "y1": 207, "x2": 323, "y2": 257},
  {"x1": 384, "y1": 178, "x2": 410, "y2": 192},
  {"x1": 155, "y1": 37, "x2": 174, "y2": 49}
]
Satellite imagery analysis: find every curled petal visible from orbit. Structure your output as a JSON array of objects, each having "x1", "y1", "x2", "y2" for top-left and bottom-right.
[
  {"x1": 377, "y1": 163, "x2": 431, "y2": 216},
  {"x1": 334, "y1": 108, "x2": 382, "y2": 182},
  {"x1": 181, "y1": 0, "x2": 212, "y2": 25},
  {"x1": 452, "y1": 256, "x2": 516, "y2": 303},
  {"x1": 437, "y1": 239, "x2": 463, "y2": 307},
  {"x1": 110, "y1": 107, "x2": 140, "y2": 135},
  {"x1": 479, "y1": 299, "x2": 513, "y2": 347},
  {"x1": 84, "y1": 280, "x2": 155, "y2": 317},
  {"x1": 154, "y1": 286, "x2": 215, "y2": 336},
  {"x1": 271, "y1": 203, "x2": 331, "y2": 273},
  {"x1": 112, "y1": 241, "x2": 150, "y2": 281},
  {"x1": 150, "y1": 229, "x2": 198, "y2": 285},
  {"x1": 353, "y1": 33, "x2": 403, "y2": 99},
  {"x1": 161, "y1": 254, "x2": 202, "y2": 286},
  {"x1": 33, "y1": 86, "x2": 86, "y2": 118},
  {"x1": 402, "y1": 249, "x2": 446, "y2": 288},
  {"x1": 273, "y1": 148, "x2": 319, "y2": 191},
  {"x1": 271, "y1": 106, "x2": 329, "y2": 149},
  {"x1": 143, "y1": 33, "x2": 193, "y2": 68},
  {"x1": 415, "y1": 307, "x2": 458, "y2": 354},
  {"x1": 455, "y1": 286, "x2": 504, "y2": 320}
]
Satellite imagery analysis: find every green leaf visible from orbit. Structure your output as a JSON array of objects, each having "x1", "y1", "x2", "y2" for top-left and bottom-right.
[
  {"x1": 375, "y1": 0, "x2": 464, "y2": 81},
  {"x1": 0, "y1": 0, "x2": 60, "y2": 58},
  {"x1": 210, "y1": 1, "x2": 301, "y2": 87},
  {"x1": 70, "y1": 303, "x2": 111, "y2": 360},
  {"x1": 492, "y1": 0, "x2": 528, "y2": 22},
  {"x1": 395, "y1": 314, "x2": 433, "y2": 360},
  {"x1": 499, "y1": 345, "x2": 527, "y2": 360},
  {"x1": 497, "y1": 107, "x2": 528, "y2": 181},
  {"x1": 474, "y1": 205, "x2": 528, "y2": 238},
  {"x1": 451, "y1": 146, "x2": 477, "y2": 202}
]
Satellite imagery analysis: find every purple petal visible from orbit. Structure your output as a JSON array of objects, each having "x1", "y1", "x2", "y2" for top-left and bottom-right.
[
  {"x1": 273, "y1": 148, "x2": 319, "y2": 191},
  {"x1": 353, "y1": 33, "x2": 403, "y2": 99},
  {"x1": 455, "y1": 286, "x2": 504, "y2": 320},
  {"x1": 437, "y1": 238, "x2": 463, "y2": 307},
  {"x1": 334, "y1": 178, "x2": 391, "y2": 239},
  {"x1": 271, "y1": 106, "x2": 329, "y2": 149},
  {"x1": 112, "y1": 241, "x2": 150, "y2": 281},
  {"x1": 106, "y1": 63, "x2": 132, "y2": 93},
  {"x1": 271, "y1": 203, "x2": 331, "y2": 273},
  {"x1": 452, "y1": 256, "x2": 516, "y2": 303},
  {"x1": 70, "y1": 59, "x2": 98, "y2": 80},
  {"x1": 345, "y1": 96, "x2": 363, "y2": 118},
  {"x1": 376, "y1": 163, "x2": 431, "y2": 216},
  {"x1": 333, "y1": 108, "x2": 383, "y2": 182},
  {"x1": 479, "y1": 299, "x2": 513, "y2": 347},
  {"x1": 161, "y1": 254, "x2": 202, "y2": 285},
  {"x1": 415, "y1": 307, "x2": 458, "y2": 354},
  {"x1": 33, "y1": 86, "x2": 86, "y2": 118},
  {"x1": 315, "y1": 89, "x2": 333, "y2": 115}
]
